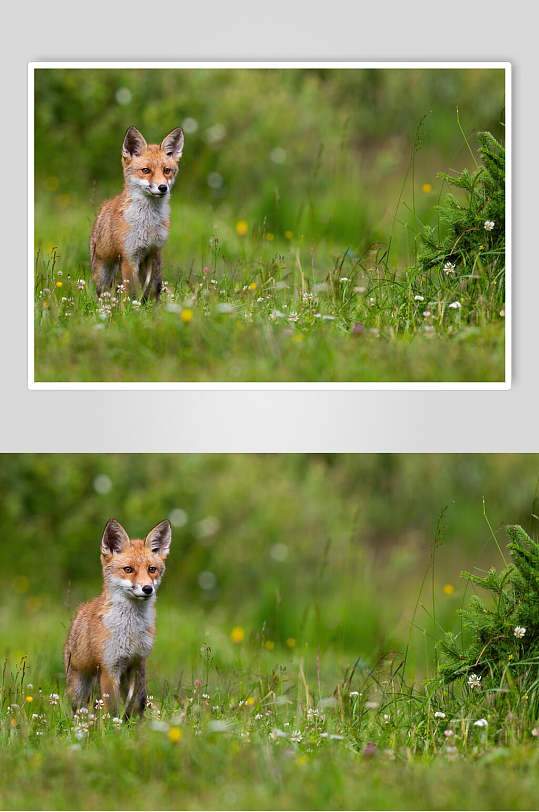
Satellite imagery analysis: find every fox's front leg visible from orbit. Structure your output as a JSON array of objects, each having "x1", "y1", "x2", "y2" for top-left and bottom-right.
[
  {"x1": 99, "y1": 667, "x2": 121, "y2": 717},
  {"x1": 139, "y1": 252, "x2": 162, "y2": 302},
  {"x1": 123, "y1": 661, "x2": 147, "y2": 720},
  {"x1": 151, "y1": 250, "x2": 162, "y2": 301},
  {"x1": 120, "y1": 256, "x2": 140, "y2": 299}
]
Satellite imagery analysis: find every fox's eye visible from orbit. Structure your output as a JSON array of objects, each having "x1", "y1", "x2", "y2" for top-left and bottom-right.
[
  {"x1": 141, "y1": 168, "x2": 151, "y2": 174},
  {"x1": 163, "y1": 168, "x2": 171, "y2": 175},
  {"x1": 123, "y1": 566, "x2": 134, "y2": 573},
  {"x1": 148, "y1": 566, "x2": 157, "y2": 573}
]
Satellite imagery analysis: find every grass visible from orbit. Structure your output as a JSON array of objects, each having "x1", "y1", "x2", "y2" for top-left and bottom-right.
[
  {"x1": 1, "y1": 602, "x2": 538, "y2": 810},
  {"x1": 34, "y1": 196, "x2": 505, "y2": 383}
]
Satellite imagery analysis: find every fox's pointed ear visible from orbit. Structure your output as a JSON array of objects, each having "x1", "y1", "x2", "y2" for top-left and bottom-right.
[
  {"x1": 122, "y1": 126, "x2": 147, "y2": 159},
  {"x1": 145, "y1": 520, "x2": 172, "y2": 560},
  {"x1": 101, "y1": 519, "x2": 130, "y2": 557},
  {"x1": 160, "y1": 128, "x2": 184, "y2": 161}
]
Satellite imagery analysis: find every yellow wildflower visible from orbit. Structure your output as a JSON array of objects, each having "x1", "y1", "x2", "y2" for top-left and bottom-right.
[
  {"x1": 230, "y1": 626, "x2": 245, "y2": 644},
  {"x1": 236, "y1": 220, "x2": 248, "y2": 236},
  {"x1": 168, "y1": 727, "x2": 182, "y2": 743}
]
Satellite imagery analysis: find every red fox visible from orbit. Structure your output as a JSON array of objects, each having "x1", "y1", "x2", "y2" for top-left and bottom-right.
[
  {"x1": 90, "y1": 126, "x2": 184, "y2": 300},
  {"x1": 64, "y1": 518, "x2": 172, "y2": 717}
]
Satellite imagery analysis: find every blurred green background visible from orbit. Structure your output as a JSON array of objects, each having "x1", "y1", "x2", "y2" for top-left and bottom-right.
[
  {"x1": 35, "y1": 68, "x2": 505, "y2": 268},
  {"x1": 1, "y1": 454, "x2": 536, "y2": 687}
]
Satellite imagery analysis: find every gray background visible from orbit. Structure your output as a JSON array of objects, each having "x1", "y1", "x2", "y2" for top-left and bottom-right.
[{"x1": 2, "y1": 0, "x2": 535, "y2": 452}]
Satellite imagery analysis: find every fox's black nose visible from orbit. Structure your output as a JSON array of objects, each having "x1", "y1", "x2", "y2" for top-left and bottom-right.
[
  {"x1": 142, "y1": 585, "x2": 153, "y2": 595},
  {"x1": 158, "y1": 184, "x2": 167, "y2": 193}
]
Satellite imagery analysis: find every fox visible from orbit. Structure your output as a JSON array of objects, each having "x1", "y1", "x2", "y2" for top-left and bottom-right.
[
  {"x1": 90, "y1": 125, "x2": 184, "y2": 300},
  {"x1": 64, "y1": 518, "x2": 172, "y2": 718}
]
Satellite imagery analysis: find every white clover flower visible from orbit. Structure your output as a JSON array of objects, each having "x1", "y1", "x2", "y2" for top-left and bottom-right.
[
  {"x1": 423, "y1": 311, "x2": 431, "y2": 318},
  {"x1": 339, "y1": 277, "x2": 350, "y2": 282},
  {"x1": 434, "y1": 711, "x2": 446, "y2": 719},
  {"x1": 49, "y1": 693, "x2": 59, "y2": 705},
  {"x1": 112, "y1": 717, "x2": 123, "y2": 728},
  {"x1": 290, "y1": 730, "x2": 303, "y2": 742},
  {"x1": 468, "y1": 673, "x2": 481, "y2": 688},
  {"x1": 448, "y1": 301, "x2": 462, "y2": 310},
  {"x1": 414, "y1": 295, "x2": 425, "y2": 301},
  {"x1": 514, "y1": 626, "x2": 526, "y2": 638},
  {"x1": 349, "y1": 691, "x2": 360, "y2": 697},
  {"x1": 131, "y1": 300, "x2": 141, "y2": 310},
  {"x1": 77, "y1": 279, "x2": 86, "y2": 289},
  {"x1": 473, "y1": 718, "x2": 488, "y2": 727},
  {"x1": 443, "y1": 262, "x2": 456, "y2": 274},
  {"x1": 484, "y1": 220, "x2": 495, "y2": 231}
]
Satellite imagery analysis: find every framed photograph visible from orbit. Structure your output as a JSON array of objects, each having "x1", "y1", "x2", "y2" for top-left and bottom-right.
[{"x1": 29, "y1": 62, "x2": 510, "y2": 388}]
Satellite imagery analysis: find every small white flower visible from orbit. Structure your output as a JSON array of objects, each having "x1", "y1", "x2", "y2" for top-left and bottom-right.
[
  {"x1": 414, "y1": 295, "x2": 425, "y2": 301},
  {"x1": 349, "y1": 691, "x2": 359, "y2": 697},
  {"x1": 339, "y1": 277, "x2": 349, "y2": 282},
  {"x1": 448, "y1": 301, "x2": 461, "y2": 309},
  {"x1": 49, "y1": 693, "x2": 60, "y2": 705},
  {"x1": 77, "y1": 279, "x2": 86, "y2": 289},
  {"x1": 514, "y1": 626, "x2": 526, "y2": 638},
  {"x1": 484, "y1": 220, "x2": 495, "y2": 231},
  {"x1": 112, "y1": 717, "x2": 123, "y2": 728},
  {"x1": 443, "y1": 262, "x2": 456, "y2": 275},
  {"x1": 468, "y1": 673, "x2": 481, "y2": 688},
  {"x1": 434, "y1": 711, "x2": 446, "y2": 719},
  {"x1": 290, "y1": 730, "x2": 303, "y2": 742},
  {"x1": 208, "y1": 720, "x2": 233, "y2": 733},
  {"x1": 150, "y1": 719, "x2": 168, "y2": 732},
  {"x1": 423, "y1": 311, "x2": 431, "y2": 318},
  {"x1": 474, "y1": 718, "x2": 488, "y2": 727},
  {"x1": 216, "y1": 302, "x2": 235, "y2": 314}
]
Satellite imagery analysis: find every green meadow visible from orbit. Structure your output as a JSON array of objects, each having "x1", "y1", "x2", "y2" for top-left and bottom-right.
[
  {"x1": 33, "y1": 68, "x2": 506, "y2": 383},
  {"x1": 1, "y1": 454, "x2": 538, "y2": 810}
]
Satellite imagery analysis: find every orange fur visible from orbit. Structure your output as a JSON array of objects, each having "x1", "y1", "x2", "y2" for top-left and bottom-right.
[
  {"x1": 64, "y1": 519, "x2": 172, "y2": 717},
  {"x1": 90, "y1": 126, "x2": 184, "y2": 300}
]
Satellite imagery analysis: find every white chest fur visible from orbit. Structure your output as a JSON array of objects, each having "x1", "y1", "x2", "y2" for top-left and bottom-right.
[
  {"x1": 123, "y1": 195, "x2": 170, "y2": 260},
  {"x1": 103, "y1": 597, "x2": 155, "y2": 673}
]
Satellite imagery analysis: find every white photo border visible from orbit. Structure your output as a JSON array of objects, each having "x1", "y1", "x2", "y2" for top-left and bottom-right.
[{"x1": 28, "y1": 61, "x2": 511, "y2": 391}]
